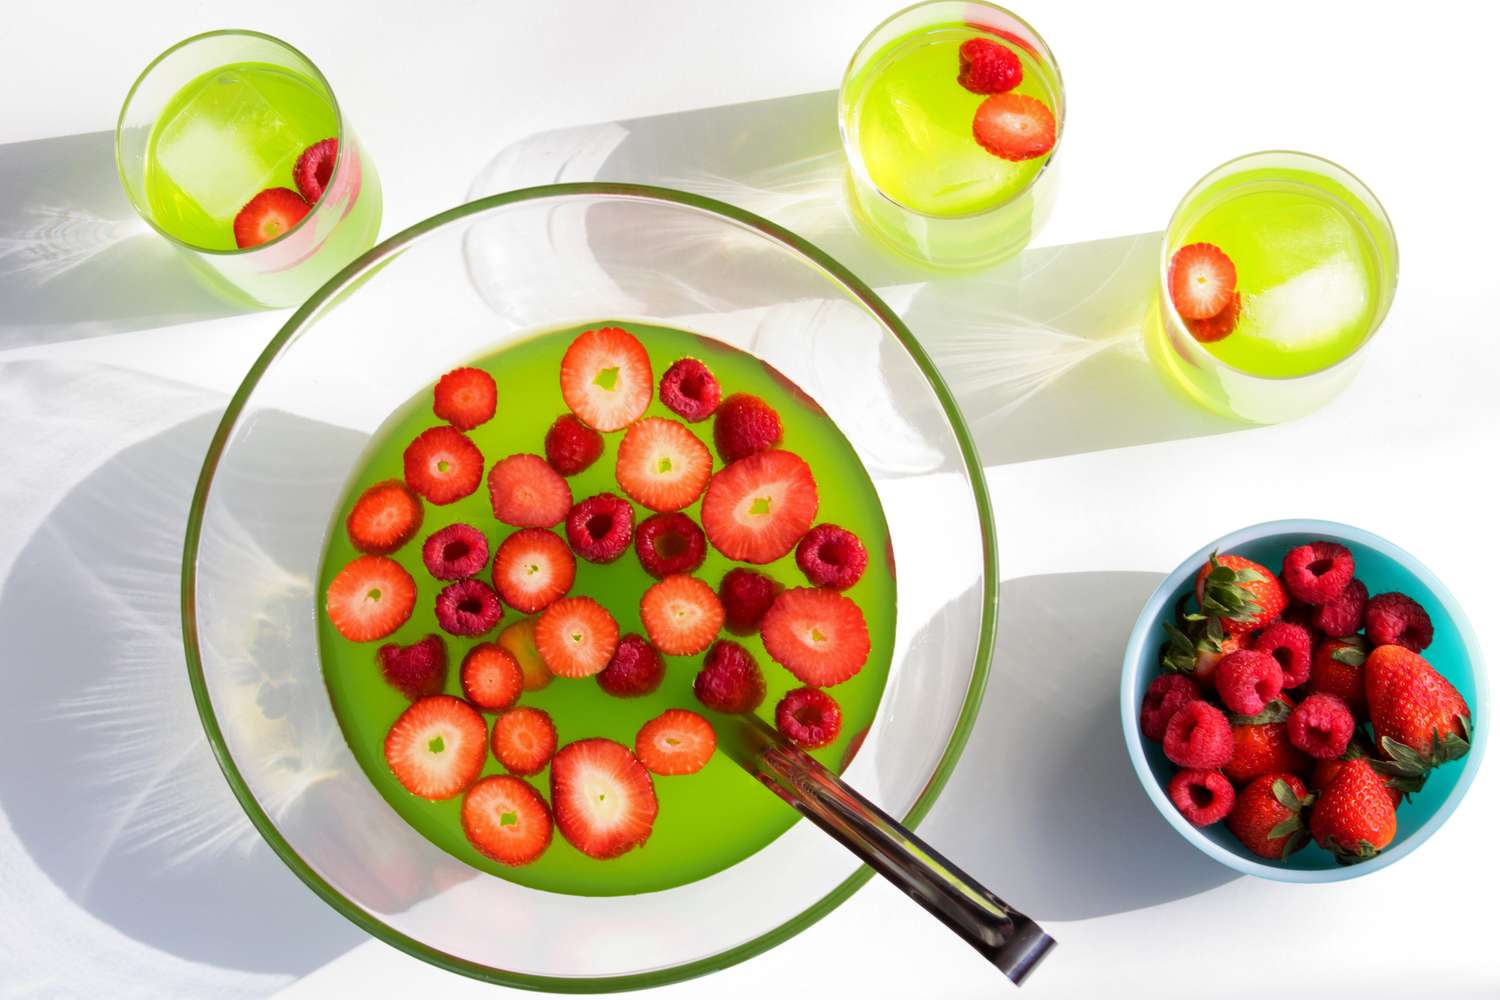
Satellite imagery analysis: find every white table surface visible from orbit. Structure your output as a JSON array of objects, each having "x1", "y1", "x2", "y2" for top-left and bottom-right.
[{"x1": 3, "y1": 1, "x2": 1498, "y2": 997}]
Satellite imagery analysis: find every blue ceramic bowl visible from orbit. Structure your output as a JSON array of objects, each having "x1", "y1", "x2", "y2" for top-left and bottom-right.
[{"x1": 1121, "y1": 519, "x2": 1488, "y2": 882}]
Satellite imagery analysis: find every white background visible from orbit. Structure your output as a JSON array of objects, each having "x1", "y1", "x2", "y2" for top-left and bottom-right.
[{"x1": 2, "y1": 1, "x2": 1498, "y2": 997}]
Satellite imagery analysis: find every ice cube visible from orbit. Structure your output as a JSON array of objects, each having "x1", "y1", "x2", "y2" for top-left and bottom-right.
[
  {"x1": 887, "y1": 83, "x2": 935, "y2": 151},
  {"x1": 153, "y1": 70, "x2": 306, "y2": 222},
  {"x1": 1241, "y1": 199, "x2": 1357, "y2": 281},
  {"x1": 1243, "y1": 259, "x2": 1369, "y2": 349}
]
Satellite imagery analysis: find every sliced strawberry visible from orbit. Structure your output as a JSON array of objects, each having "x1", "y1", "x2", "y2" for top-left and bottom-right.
[
  {"x1": 383, "y1": 695, "x2": 488, "y2": 800},
  {"x1": 550, "y1": 738, "x2": 658, "y2": 859},
  {"x1": 346, "y1": 479, "x2": 423, "y2": 555},
  {"x1": 615, "y1": 417, "x2": 713, "y2": 512},
  {"x1": 639, "y1": 574, "x2": 724, "y2": 656},
  {"x1": 433, "y1": 367, "x2": 497, "y2": 431},
  {"x1": 232, "y1": 187, "x2": 309, "y2": 248},
  {"x1": 492, "y1": 528, "x2": 576, "y2": 613},
  {"x1": 1185, "y1": 291, "x2": 1241, "y2": 343},
  {"x1": 559, "y1": 326, "x2": 653, "y2": 432},
  {"x1": 1168, "y1": 243, "x2": 1238, "y2": 320},
  {"x1": 461, "y1": 774, "x2": 552, "y2": 866},
  {"x1": 535, "y1": 596, "x2": 620, "y2": 677},
  {"x1": 635, "y1": 709, "x2": 717, "y2": 775},
  {"x1": 487, "y1": 454, "x2": 573, "y2": 528},
  {"x1": 700, "y1": 450, "x2": 819, "y2": 564},
  {"x1": 490, "y1": 705, "x2": 558, "y2": 775},
  {"x1": 460, "y1": 642, "x2": 523, "y2": 711},
  {"x1": 972, "y1": 93, "x2": 1056, "y2": 162},
  {"x1": 403, "y1": 426, "x2": 484, "y2": 505},
  {"x1": 292, "y1": 138, "x2": 338, "y2": 203},
  {"x1": 760, "y1": 588, "x2": 871, "y2": 687},
  {"x1": 1182, "y1": 293, "x2": 1242, "y2": 344},
  {"x1": 326, "y1": 555, "x2": 416, "y2": 642},
  {"x1": 497, "y1": 618, "x2": 552, "y2": 691}
]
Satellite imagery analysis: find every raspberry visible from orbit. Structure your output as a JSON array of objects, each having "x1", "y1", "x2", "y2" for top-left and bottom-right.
[
  {"x1": 1313, "y1": 578, "x2": 1367, "y2": 637},
  {"x1": 377, "y1": 634, "x2": 448, "y2": 700},
  {"x1": 1280, "y1": 541, "x2": 1355, "y2": 605},
  {"x1": 421, "y1": 523, "x2": 490, "y2": 580},
  {"x1": 795, "y1": 524, "x2": 869, "y2": 591},
  {"x1": 693, "y1": 640, "x2": 766, "y2": 714},
  {"x1": 712, "y1": 393, "x2": 783, "y2": 464},
  {"x1": 1140, "y1": 673, "x2": 1200, "y2": 742},
  {"x1": 718, "y1": 567, "x2": 783, "y2": 635},
  {"x1": 565, "y1": 493, "x2": 634, "y2": 563},
  {"x1": 292, "y1": 138, "x2": 337, "y2": 203},
  {"x1": 1363, "y1": 592, "x2": 1434, "y2": 652},
  {"x1": 635, "y1": 512, "x2": 707, "y2": 579},
  {"x1": 596, "y1": 633, "x2": 665, "y2": 698},
  {"x1": 1253, "y1": 621, "x2": 1313, "y2": 688},
  {"x1": 434, "y1": 578, "x2": 503, "y2": 636},
  {"x1": 544, "y1": 414, "x2": 604, "y2": 476},
  {"x1": 1162, "y1": 701, "x2": 1233, "y2": 769},
  {"x1": 1287, "y1": 692, "x2": 1355, "y2": 760},
  {"x1": 1167, "y1": 769, "x2": 1236, "y2": 827},
  {"x1": 658, "y1": 358, "x2": 722, "y2": 423},
  {"x1": 1214, "y1": 650, "x2": 1285, "y2": 716},
  {"x1": 957, "y1": 37, "x2": 1023, "y2": 94},
  {"x1": 775, "y1": 687, "x2": 843, "y2": 748},
  {"x1": 1280, "y1": 603, "x2": 1325, "y2": 647}
]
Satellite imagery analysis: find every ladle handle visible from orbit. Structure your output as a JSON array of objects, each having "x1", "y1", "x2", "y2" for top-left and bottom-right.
[{"x1": 743, "y1": 721, "x2": 1055, "y2": 985}]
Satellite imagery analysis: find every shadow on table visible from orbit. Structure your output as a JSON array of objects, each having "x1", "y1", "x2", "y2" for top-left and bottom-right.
[
  {"x1": 921, "y1": 571, "x2": 1238, "y2": 921},
  {"x1": 0, "y1": 408, "x2": 363, "y2": 975},
  {"x1": 0, "y1": 130, "x2": 250, "y2": 351},
  {"x1": 908, "y1": 235, "x2": 1247, "y2": 466},
  {"x1": 471, "y1": 91, "x2": 1246, "y2": 464}
]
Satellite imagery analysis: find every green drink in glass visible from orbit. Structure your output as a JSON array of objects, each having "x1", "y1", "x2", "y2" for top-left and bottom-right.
[
  {"x1": 840, "y1": 1, "x2": 1063, "y2": 269},
  {"x1": 1149, "y1": 151, "x2": 1397, "y2": 423},
  {"x1": 116, "y1": 30, "x2": 382, "y2": 308}
]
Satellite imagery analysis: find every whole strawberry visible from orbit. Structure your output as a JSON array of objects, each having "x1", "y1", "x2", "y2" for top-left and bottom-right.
[
  {"x1": 1307, "y1": 635, "x2": 1369, "y2": 718},
  {"x1": 1309, "y1": 757, "x2": 1398, "y2": 863},
  {"x1": 1228, "y1": 773, "x2": 1314, "y2": 860},
  {"x1": 1311, "y1": 738, "x2": 1405, "y2": 808},
  {"x1": 1224, "y1": 697, "x2": 1310, "y2": 785},
  {"x1": 1195, "y1": 552, "x2": 1288, "y2": 636},
  {"x1": 1364, "y1": 645, "x2": 1472, "y2": 781},
  {"x1": 1161, "y1": 599, "x2": 1249, "y2": 691}
]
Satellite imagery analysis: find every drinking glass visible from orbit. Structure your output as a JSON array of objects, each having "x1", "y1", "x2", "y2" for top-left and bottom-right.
[
  {"x1": 1146, "y1": 151, "x2": 1397, "y2": 423},
  {"x1": 839, "y1": 1, "x2": 1064, "y2": 270},
  {"x1": 115, "y1": 29, "x2": 382, "y2": 308}
]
